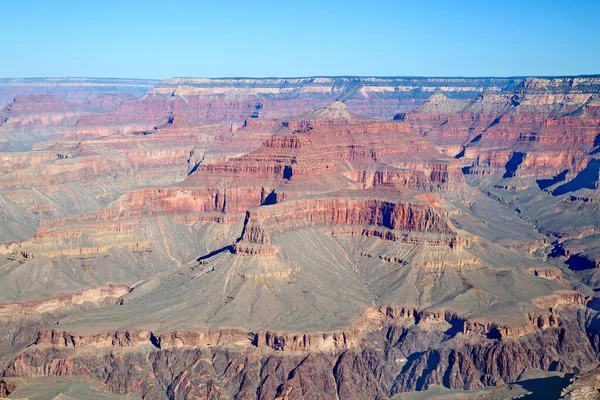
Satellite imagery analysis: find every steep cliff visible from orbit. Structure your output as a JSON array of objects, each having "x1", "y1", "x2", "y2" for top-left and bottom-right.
[
  {"x1": 2, "y1": 308, "x2": 597, "y2": 399},
  {"x1": 2, "y1": 76, "x2": 600, "y2": 399}
]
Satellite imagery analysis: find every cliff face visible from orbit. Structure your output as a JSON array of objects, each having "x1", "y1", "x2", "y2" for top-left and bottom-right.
[
  {"x1": 0, "y1": 77, "x2": 158, "y2": 108},
  {"x1": 3, "y1": 76, "x2": 600, "y2": 399},
  {"x1": 25, "y1": 76, "x2": 514, "y2": 144},
  {"x1": 9, "y1": 102, "x2": 467, "y2": 262},
  {"x1": 238, "y1": 195, "x2": 453, "y2": 252},
  {"x1": 148, "y1": 76, "x2": 520, "y2": 120},
  {"x1": 2, "y1": 308, "x2": 596, "y2": 399},
  {"x1": 406, "y1": 78, "x2": 600, "y2": 179},
  {"x1": 0, "y1": 115, "x2": 268, "y2": 228}
]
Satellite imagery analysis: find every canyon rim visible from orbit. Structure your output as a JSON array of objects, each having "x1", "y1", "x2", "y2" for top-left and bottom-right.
[
  {"x1": 1, "y1": 76, "x2": 600, "y2": 399},
  {"x1": 2, "y1": 1, "x2": 600, "y2": 399}
]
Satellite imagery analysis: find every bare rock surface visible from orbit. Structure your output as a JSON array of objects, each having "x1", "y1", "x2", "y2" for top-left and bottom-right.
[{"x1": 1, "y1": 76, "x2": 600, "y2": 399}]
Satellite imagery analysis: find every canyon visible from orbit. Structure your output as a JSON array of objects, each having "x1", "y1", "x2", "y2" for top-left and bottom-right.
[{"x1": 0, "y1": 75, "x2": 600, "y2": 399}]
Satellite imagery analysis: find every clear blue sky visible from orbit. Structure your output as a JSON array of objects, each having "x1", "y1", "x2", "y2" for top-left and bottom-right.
[{"x1": 1, "y1": 0, "x2": 599, "y2": 79}]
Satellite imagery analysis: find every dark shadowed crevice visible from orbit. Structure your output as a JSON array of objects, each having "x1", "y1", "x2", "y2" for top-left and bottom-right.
[
  {"x1": 149, "y1": 333, "x2": 161, "y2": 349},
  {"x1": 454, "y1": 147, "x2": 466, "y2": 159},
  {"x1": 537, "y1": 170, "x2": 568, "y2": 190},
  {"x1": 444, "y1": 320, "x2": 464, "y2": 338},
  {"x1": 518, "y1": 374, "x2": 574, "y2": 400},
  {"x1": 415, "y1": 351, "x2": 440, "y2": 390},
  {"x1": 552, "y1": 159, "x2": 600, "y2": 195},
  {"x1": 503, "y1": 152, "x2": 525, "y2": 179},
  {"x1": 442, "y1": 351, "x2": 455, "y2": 388},
  {"x1": 486, "y1": 327, "x2": 502, "y2": 340},
  {"x1": 586, "y1": 297, "x2": 600, "y2": 311},
  {"x1": 489, "y1": 116, "x2": 502, "y2": 127},
  {"x1": 470, "y1": 134, "x2": 482, "y2": 143},
  {"x1": 196, "y1": 245, "x2": 232, "y2": 262},
  {"x1": 566, "y1": 254, "x2": 597, "y2": 271},
  {"x1": 187, "y1": 162, "x2": 200, "y2": 176},
  {"x1": 262, "y1": 191, "x2": 277, "y2": 205}
]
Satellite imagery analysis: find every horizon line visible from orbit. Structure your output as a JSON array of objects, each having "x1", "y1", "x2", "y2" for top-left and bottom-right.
[{"x1": 1, "y1": 74, "x2": 600, "y2": 81}]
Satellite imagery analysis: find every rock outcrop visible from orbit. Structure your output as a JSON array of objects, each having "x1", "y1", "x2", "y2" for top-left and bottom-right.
[
  {"x1": 3, "y1": 76, "x2": 600, "y2": 399},
  {"x1": 560, "y1": 366, "x2": 600, "y2": 399},
  {"x1": 0, "y1": 378, "x2": 14, "y2": 397},
  {"x1": 0, "y1": 285, "x2": 130, "y2": 318},
  {"x1": 406, "y1": 78, "x2": 600, "y2": 180},
  {"x1": 2, "y1": 308, "x2": 597, "y2": 399}
]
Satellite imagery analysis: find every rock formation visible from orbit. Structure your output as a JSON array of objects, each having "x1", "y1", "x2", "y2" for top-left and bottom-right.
[{"x1": 1, "y1": 76, "x2": 600, "y2": 399}]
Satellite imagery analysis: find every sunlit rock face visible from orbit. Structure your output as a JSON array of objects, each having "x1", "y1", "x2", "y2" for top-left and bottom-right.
[{"x1": 2, "y1": 76, "x2": 600, "y2": 399}]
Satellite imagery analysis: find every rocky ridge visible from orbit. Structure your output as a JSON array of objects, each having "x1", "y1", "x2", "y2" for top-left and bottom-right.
[{"x1": 2, "y1": 76, "x2": 600, "y2": 399}]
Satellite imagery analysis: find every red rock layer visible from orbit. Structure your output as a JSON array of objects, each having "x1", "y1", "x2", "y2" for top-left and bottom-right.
[
  {"x1": 240, "y1": 194, "x2": 453, "y2": 247},
  {"x1": 192, "y1": 108, "x2": 464, "y2": 193},
  {"x1": 15, "y1": 103, "x2": 467, "y2": 259},
  {"x1": 405, "y1": 85, "x2": 600, "y2": 178}
]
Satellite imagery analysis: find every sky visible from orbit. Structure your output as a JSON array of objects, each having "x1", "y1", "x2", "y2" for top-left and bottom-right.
[{"x1": 0, "y1": 0, "x2": 599, "y2": 79}]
